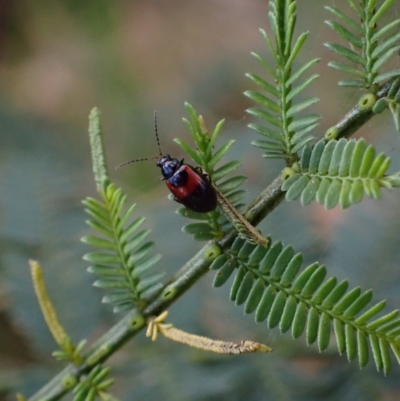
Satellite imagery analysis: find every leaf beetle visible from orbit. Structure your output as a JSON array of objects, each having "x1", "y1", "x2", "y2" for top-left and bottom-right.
[{"x1": 116, "y1": 113, "x2": 217, "y2": 213}]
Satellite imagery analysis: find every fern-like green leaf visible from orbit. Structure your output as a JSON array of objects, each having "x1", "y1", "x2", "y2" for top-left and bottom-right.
[
  {"x1": 326, "y1": 1, "x2": 400, "y2": 88},
  {"x1": 281, "y1": 138, "x2": 400, "y2": 209},
  {"x1": 174, "y1": 103, "x2": 249, "y2": 243},
  {"x1": 211, "y1": 237, "x2": 400, "y2": 373},
  {"x1": 245, "y1": 0, "x2": 320, "y2": 161},
  {"x1": 82, "y1": 183, "x2": 163, "y2": 313}
]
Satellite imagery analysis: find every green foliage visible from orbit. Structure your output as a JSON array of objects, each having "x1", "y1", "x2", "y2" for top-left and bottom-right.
[
  {"x1": 245, "y1": 0, "x2": 320, "y2": 161},
  {"x1": 73, "y1": 366, "x2": 118, "y2": 401},
  {"x1": 373, "y1": 77, "x2": 400, "y2": 131},
  {"x1": 323, "y1": 0, "x2": 400, "y2": 132},
  {"x1": 83, "y1": 107, "x2": 163, "y2": 313},
  {"x1": 82, "y1": 184, "x2": 163, "y2": 313},
  {"x1": 22, "y1": 2, "x2": 400, "y2": 400},
  {"x1": 325, "y1": 0, "x2": 400, "y2": 89},
  {"x1": 174, "y1": 103, "x2": 248, "y2": 241},
  {"x1": 211, "y1": 237, "x2": 400, "y2": 374},
  {"x1": 281, "y1": 138, "x2": 400, "y2": 209}
]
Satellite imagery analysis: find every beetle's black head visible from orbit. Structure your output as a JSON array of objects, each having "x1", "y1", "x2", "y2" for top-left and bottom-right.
[{"x1": 157, "y1": 154, "x2": 183, "y2": 179}]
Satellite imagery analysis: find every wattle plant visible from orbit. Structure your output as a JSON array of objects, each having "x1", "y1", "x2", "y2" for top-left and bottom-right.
[{"x1": 22, "y1": 1, "x2": 400, "y2": 401}]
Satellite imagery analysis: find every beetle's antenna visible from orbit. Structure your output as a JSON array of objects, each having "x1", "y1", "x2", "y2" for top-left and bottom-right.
[
  {"x1": 115, "y1": 156, "x2": 159, "y2": 170},
  {"x1": 154, "y1": 110, "x2": 163, "y2": 157},
  {"x1": 115, "y1": 111, "x2": 163, "y2": 170}
]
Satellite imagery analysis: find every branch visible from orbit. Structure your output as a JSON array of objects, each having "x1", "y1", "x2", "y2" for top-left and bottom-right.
[{"x1": 325, "y1": 81, "x2": 393, "y2": 140}]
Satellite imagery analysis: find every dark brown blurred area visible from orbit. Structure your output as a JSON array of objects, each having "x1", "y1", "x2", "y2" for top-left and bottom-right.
[{"x1": 0, "y1": 1, "x2": 17, "y2": 57}]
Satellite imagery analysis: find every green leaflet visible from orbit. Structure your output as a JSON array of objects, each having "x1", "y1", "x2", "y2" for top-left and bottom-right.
[
  {"x1": 245, "y1": 279, "x2": 267, "y2": 315},
  {"x1": 326, "y1": 0, "x2": 400, "y2": 88},
  {"x1": 212, "y1": 237, "x2": 400, "y2": 373},
  {"x1": 246, "y1": 0, "x2": 320, "y2": 160},
  {"x1": 281, "y1": 138, "x2": 400, "y2": 209}
]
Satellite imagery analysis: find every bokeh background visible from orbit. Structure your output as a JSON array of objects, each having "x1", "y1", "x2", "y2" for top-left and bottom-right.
[{"x1": 1, "y1": 1, "x2": 400, "y2": 400}]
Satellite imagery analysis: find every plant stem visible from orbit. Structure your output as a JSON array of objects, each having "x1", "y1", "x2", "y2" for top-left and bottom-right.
[{"x1": 334, "y1": 81, "x2": 392, "y2": 139}]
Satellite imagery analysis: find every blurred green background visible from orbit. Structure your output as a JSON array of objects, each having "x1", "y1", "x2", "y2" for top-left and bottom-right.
[{"x1": 1, "y1": 1, "x2": 400, "y2": 400}]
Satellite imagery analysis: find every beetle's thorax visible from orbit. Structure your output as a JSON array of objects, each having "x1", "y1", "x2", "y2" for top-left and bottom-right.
[{"x1": 156, "y1": 154, "x2": 183, "y2": 179}]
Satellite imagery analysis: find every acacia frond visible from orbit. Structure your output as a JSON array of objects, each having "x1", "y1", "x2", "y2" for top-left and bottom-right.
[
  {"x1": 82, "y1": 183, "x2": 163, "y2": 313},
  {"x1": 175, "y1": 103, "x2": 249, "y2": 242},
  {"x1": 245, "y1": 0, "x2": 320, "y2": 162},
  {"x1": 326, "y1": 0, "x2": 400, "y2": 88},
  {"x1": 211, "y1": 237, "x2": 400, "y2": 374},
  {"x1": 281, "y1": 138, "x2": 400, "y2": 209},
  {"x1": 84, "y1": 107, "x2": 163, "y2": 313}
]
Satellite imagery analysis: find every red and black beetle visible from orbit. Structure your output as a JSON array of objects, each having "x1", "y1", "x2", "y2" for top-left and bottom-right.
[{"x1": 116, "y1": 113, "x2": 217, "y2": 213}]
